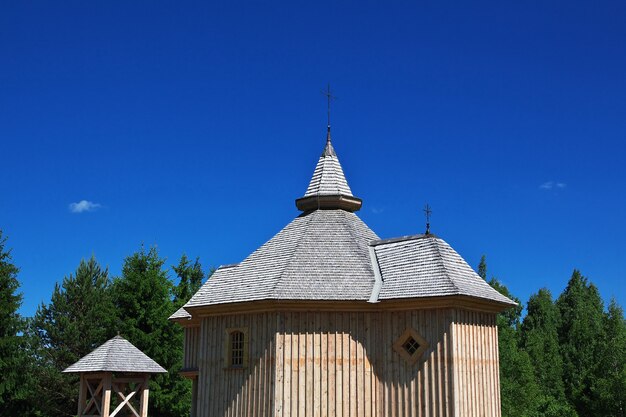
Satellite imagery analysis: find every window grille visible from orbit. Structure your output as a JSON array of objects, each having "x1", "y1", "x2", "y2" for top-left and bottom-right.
[
  {"x1": 229, "y1": 331, "x2": 245, "y2": 367},
  {"x1": 402, "y1": 336, "x2": 420, "y2": 355},
  {"x1": 393, "y1": 328, "x2": 429, "y2": 365}
]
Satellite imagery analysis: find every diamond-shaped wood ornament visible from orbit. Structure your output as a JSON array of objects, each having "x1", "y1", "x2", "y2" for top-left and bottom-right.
[{"x1": 393, "y1": 328, "x2": 429, "y2": 365}]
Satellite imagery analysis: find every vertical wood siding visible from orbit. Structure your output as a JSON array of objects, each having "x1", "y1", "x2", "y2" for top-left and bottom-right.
[
  {"x1": 197, "y1": 313, "x2": 277, "y2": 417},
  {"x1": 193, "y1": 308, "x2": 500, "y2": 417},
  {"x1": 184, "y1": 326, "x2": 200, "y2": 369},
  {"x1": 272, "y1": 309, "x2": 455, "y2": 417},
  {"x1": 451, "y1": 310, "x2": 501, "y2": 417}
]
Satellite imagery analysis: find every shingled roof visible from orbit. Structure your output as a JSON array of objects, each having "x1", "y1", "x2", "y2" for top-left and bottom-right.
[
  {"x1": 295, "y1": 130, "x2": 362, "y2": 212},
  {"x1": 184, "y1": 209, "x2": 379, "y2": 307},
  {"x1": 170, "y1": 306, "x2": 192, "y2": 320},
  {"x1": 370, "y1": 234, "x2": 514, "y2": 304},
  {"x1": 63, "y1": 335, "x2": 167, "y2": 374},
  {"x1": 174, "y1": 132, "x2": 515, "y2": 316}
]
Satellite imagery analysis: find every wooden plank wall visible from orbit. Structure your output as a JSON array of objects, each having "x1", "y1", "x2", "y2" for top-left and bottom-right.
[
  {"x1": 193, "y1": 308, "x2": 500, "y2": 417},
  {"x1": 451, "y1": 310, "x2": 500, "y2": 417},
  {"x1": 197, "y1": 312, "x2": 277, "y2": 417},
  {"x1": 184, "y1": 326, "x2": 200, "y2": 369},
  {"x1": 273, "y1": 309, "x2": 455, "y2": 417}
]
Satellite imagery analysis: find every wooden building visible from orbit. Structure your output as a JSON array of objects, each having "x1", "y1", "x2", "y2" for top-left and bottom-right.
[{"x1": 171, "y1": 127, "x2": 515, "y2": 417}]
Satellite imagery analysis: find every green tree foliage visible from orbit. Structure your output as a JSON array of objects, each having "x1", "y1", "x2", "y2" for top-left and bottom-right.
[
  {"x1": 483, "y1": 256, "x2": 579, "y2": 416},
  {"x1": 173, "y1": 253, "x2": 205, "y2": 307},
  {"x1": 490, "y1": 277, "x2": 523, "y2": 329},
  {"x1": 591, "y1": 299, "x2": 626, "y2": 417},
  {"x1": 0, "y1": 231, "x2": 34, "y2": 416},
  {"x1": 30, "y1": 256, "x2": 117, "y2": 417},
  {"x1": 529, "y1": 395, "x2": 578, "y2": 417},
  {"x1": 490, "y1": 277, "x2": 541, "y2": 417},
  {"x1": 557, "y1": 270, "x2": 606, "y2": 415},
  {"x1": 478, "y1": 255, "x2": 487, "y2": 280},
  {"x1": 112, "y1": 246, "x2": 191, "y2": 417},
  {"x1": 521, "y1": 288, "x2": 566, "y2": 400}
]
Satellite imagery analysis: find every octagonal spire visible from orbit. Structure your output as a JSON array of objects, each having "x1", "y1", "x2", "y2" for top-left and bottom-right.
[{"x1": 295, "y1": 129, "x2": 362, "y2": 212}]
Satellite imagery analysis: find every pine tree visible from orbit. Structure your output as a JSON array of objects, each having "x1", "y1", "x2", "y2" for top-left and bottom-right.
[
  {"x1": 489, "y1": 277, "x2": 541, "y2": 417},
  {"x1": 521, "y1": 288, "x2": 565, "y2": 400},
  {"x1": 557, "y1": 270, "x2": 605, "y2": 416},
  {"x1": 489, "y1": 278, "x2": 523, "y2": 329},
  {"x1": 591, "y1": 298, "x2": 626, "y2": 417},
  {"x1": 30, "y1": 256, "x2": 117, "y2": 417},
  {"x1": 478, "y1": 255, "x2": 487, "y2": 280},
  {"x1": 113, "y1": 245, "x2": 190, "y2": 417},
  {"x1": 0, "y1": 231, "x2": 34, "y2": 416},
  {"x1": 172, "y1": 254, "x2": 205, "y2": 307}
]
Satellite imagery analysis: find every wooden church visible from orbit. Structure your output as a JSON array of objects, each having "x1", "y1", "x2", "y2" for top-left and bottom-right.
[{"x1": 170, "y1": 126, "x2": 515, "y2": 417}]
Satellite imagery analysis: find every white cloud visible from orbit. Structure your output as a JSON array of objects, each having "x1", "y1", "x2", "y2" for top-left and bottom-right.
[
  {"x1": 540, "y1": 181, "x2": 566, "y2": 190},
  {"x1": 371, "y1": 207, "x2": 385, "y2": 214},
  {"x1": 69, "y1": 200, "x2": 102, "y2": 213}
]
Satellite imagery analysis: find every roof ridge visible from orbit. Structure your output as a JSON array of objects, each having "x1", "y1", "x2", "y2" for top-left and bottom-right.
[
  {"x1": 270, "y1": 211, "x2": 315, "y2": 298},
  {"x1": 369, "y1": 233, "x2": 434, "y2": 247},
  {"x1": 432, "y1": 237, "x2": 461, "y2": 294},
  {"x1": 340, "y1": 211, "x2": 377, "y2": 276}
]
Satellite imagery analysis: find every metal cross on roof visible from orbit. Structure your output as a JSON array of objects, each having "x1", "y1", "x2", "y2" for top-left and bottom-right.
[
  {"x1": 321, "y1": 84, "x2": 336, "y2": 130},
  {"x1": 423, "y1": 204, "x2": 432, "y2": 235}
]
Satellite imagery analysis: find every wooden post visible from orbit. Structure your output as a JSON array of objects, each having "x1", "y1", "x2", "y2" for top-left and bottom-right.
[
  {"x1": 102, "y1": 372, "x2": 112, "y2": 417},
  {"x1": 77, "y1": 374, "x2": 86, "y2": 417},
  {"x1": 191, "y1": 377, "x2": 198, "y2": 417},
  {"x1": 139, "y1": 374, "x2": 151, "y2": 417}
]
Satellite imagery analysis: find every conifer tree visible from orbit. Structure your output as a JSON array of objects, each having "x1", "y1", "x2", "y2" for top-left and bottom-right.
[
  {"x1": 521, "y1": 288, "x2": 565, "y2": 400},
  {"x1": 489, "y1": 278, "x2": 540, "y2": 417},
  {"x1": 591, "y1": 298, "x2": 626, "y2": 417},
  {"x1": 30, "y1": 256, "x2": 117, "y2": 417},
  {"x1": 557, "y1": 270, "x2": 606, "y2": 416},
  {"x1": 173, "y1": 254, "x2": 205, "y2": 307},
  {"x1": 113, "y1": 246, "x2": 190, "y2": 417},
  {"x1": 0, "y1": 231, "x2": 34, "y2": 416},
  {"x1": 478, "y1": 255, "x2": 487, "y2": 280}
]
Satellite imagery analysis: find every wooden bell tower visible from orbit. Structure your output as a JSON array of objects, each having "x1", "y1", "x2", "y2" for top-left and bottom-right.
[{"x1": 64, "y1": 335, "x2": 166, "y2": 417}]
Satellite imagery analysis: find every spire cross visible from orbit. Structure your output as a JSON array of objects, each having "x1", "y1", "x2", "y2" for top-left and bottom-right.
[
  {"x1": 322, "y1": 84, "x2": 336, "y2": 131},
  {"x1": 423, "y1": 204, "x2": 432, "y2": 235}
]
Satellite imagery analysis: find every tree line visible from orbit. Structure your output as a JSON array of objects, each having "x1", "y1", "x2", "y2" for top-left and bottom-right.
[
  {"x1": 1, "y1": 229, "x2": 625, "y2": 417},
  {"x1": 482, "y1": 256, "x2": 626, "y2": 417}
]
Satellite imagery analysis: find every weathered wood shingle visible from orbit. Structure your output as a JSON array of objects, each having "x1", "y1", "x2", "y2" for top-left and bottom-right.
[
  {"x1": 371, "y1": 234, "x2": 515, "y2": 305},
  {"x1": 303, "y1": 147, "x2": 353, "y2": 197},
  {"x1": 170, "y1": 306, "x2": 192, "y2": 319},
  {"x1": 63, "y1": 335, "x2": 167, "y2": 374},
  {"x1": 183, "y1": 209, "x2": 380, "y2": 308}
]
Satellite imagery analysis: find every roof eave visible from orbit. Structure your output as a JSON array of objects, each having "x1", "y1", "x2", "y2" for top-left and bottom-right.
[{"x1": 182, "y1": 295, "x2": 516, "y2": 315}]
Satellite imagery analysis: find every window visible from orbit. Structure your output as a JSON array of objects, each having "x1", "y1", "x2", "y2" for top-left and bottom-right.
[
  {"x1": 393, "y1": 328, "x2": 429, "y2": 365},
  {"x1": 230, "y1": 331, "x2": 244, "y2": 367},
  {"x1": 225, "y1": 327, "x2": 248, "y2": 369},
  {"x1": 402, "y1": 336, "x2": 420, "y2": 355}
]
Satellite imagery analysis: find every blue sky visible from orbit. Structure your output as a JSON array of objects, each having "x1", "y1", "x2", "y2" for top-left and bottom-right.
[{"x1": 1, "y1": 1, "x2": 624, "y2": 317}]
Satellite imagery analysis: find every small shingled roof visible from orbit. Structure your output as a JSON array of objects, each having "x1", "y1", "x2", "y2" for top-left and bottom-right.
[
  {"x1": 371, "y1": 234, "x2": 515, "y2": 305},
  {"x1": 295, "y1": 132, "x2": 362, "y2": 212},
  {"x1": 170, "y1": 307, "x2": 192, "y2": 320},
  {"x1": 304, "y1": 133, "x2": 353, "y2": 198},
  {"x1": 63, "y1": 335, "x2": 167, "y2": 374}
]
